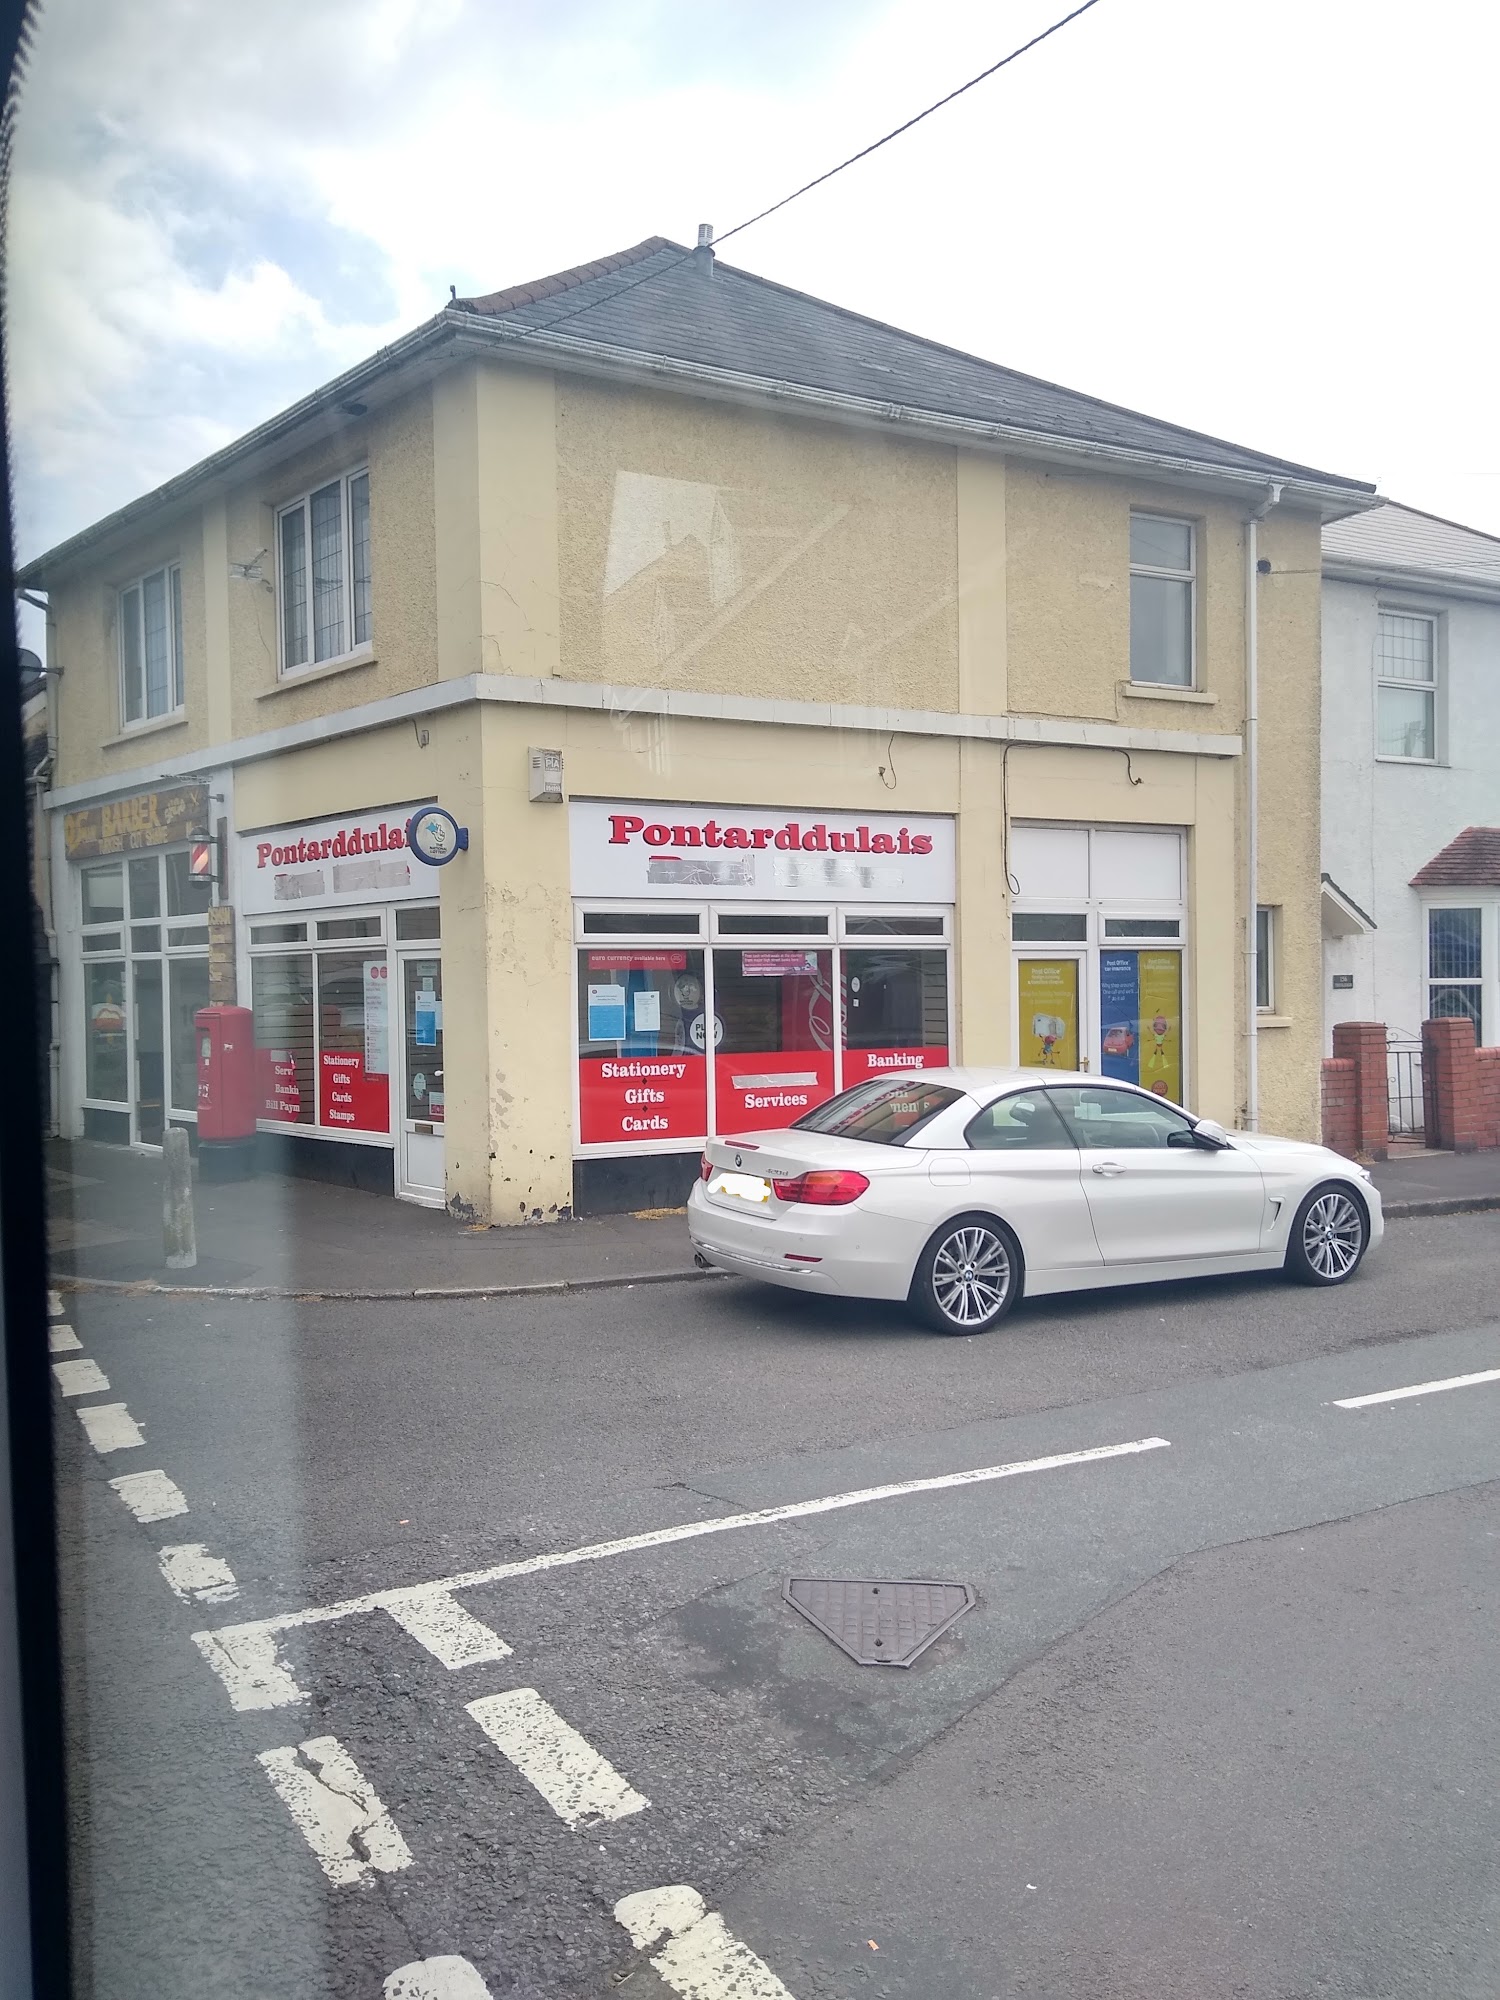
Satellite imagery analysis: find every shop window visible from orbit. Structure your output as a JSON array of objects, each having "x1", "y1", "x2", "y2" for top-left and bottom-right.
[
  {"x1": 168, "y1": 959, "x2": 210, "y2": 1113},
  {"x1": 165, "y1": 849, "x2": 213, "y2": 918},
  {"x1": 82, "y1": 862, "x2": 125, "y2": 926},
  {"x1": 82, "y1": 931, "x2": 123, "y2": 955},
  {"x1": 277, "y1": 467, "x2": 371, "y2": 672},
  {"x1": 252, "y1": 954, "x2": 315, "y2": 1127},
  {"x1": 1427, "y1": 907, "x2": 1482, "y2": 1040},
  {"x1": 316, "y1": 952, "x2": 391, "y2": 1132},
  {"x1": 131, "y1": 925, "x2": 162, "y2": 954},
  {"x1": 844, "y1": 913, "x2": 946, "y2": 937},
  {"x1": 1098, "y1": 949, "x2": 1183, "y2": 1102},
  {"x1": 581, "y1": 910, "x2": 702, "y2": 935},
  {"x1": 85, "y1": 962, "x2": 128, "y2": 1102},
  {"x1": 128, "y1": 856, "x2": 161, "y2": 918},
  {"x1": 712, "y1": 946, "x2": 835, "y2": 1130},
  {"x1": 396, "y1": 905, "x2": 441, "y2": 941},
  {"x1": 576, "y1": 948, "x2": 707, "y2": 1145},
  {"x1": 1012, "y1": 912, "x2": 1087, "y2": 942},
  {"x1": 166, "y1": 924, "x2": 210, "y2": 948},
  {"x1": 1104, "y1": 918, "x2": 1181, "y2": 939},
  {"x1": 118, "y1": 563, "x2": 184, "y2": 724},
  {"x1": 716, "y1": 912, "x2": 829, "y2": 936},
  {"x1": 317, "y1": 915, "x2": 383, "y2": 941},
  {"x1": 251, "y1": 922, "x2": 307, "y2": 944},
  {"x1": 842, "y1": 949, "x2": 949, "y2": 1086}
]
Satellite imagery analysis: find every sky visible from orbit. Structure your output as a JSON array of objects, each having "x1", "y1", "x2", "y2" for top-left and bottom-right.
[{"x1": 7, "y1": 0, "x2": 1500, "y2": 600}]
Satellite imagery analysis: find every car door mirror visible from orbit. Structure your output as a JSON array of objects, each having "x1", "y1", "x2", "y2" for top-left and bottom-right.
[{"x1": 1189, "y1": 1117, "x2": 1232, "y2": 1150}]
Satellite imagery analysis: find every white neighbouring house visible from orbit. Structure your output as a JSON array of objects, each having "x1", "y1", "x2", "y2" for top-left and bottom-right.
[{"x1": 1320, "y1": 502, "x2": 1500, "y2": 1073}]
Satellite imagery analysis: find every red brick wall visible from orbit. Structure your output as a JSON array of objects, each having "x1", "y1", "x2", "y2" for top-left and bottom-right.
[
  {"x1": 1422, "y1": 1016, "x2": 1500, "y2": 1151},
  {"x1": 1475, "y1": 1047, "x2": 1500, "y2": 1150},
  {"x1": 1331, "y1": 1021, "x2": 1389, "y2": 1160},
  {"x1": 1321, "y1": 1056, "x2": 1358, "y2": 1159}
]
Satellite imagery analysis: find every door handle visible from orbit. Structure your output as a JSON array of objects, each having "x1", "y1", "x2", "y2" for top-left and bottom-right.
[{"x1": 1091, "y1": 1161, "x2": 1125, "y2": 1177}]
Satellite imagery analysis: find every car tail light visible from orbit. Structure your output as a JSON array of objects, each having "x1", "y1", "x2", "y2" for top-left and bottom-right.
[
  {"x1": 771, "y1": 1170, "x2": 870, "y2": 1206},
  {"x1": 700, "y1": 1154, "x2": 713, "y2": 1181}
]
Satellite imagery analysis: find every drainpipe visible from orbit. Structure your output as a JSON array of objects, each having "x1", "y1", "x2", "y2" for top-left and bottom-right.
[{"x1": 1244, "y1": 482, "x2": 1282, "y2": 1131}]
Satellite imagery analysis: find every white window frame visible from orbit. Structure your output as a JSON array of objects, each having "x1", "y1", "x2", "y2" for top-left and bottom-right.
[
  {"x1": 117, "y1": 563, "x2": 185, "y2": 728},
  {"x1": 1422, "y1": 895, "x2": 1493, "y2": 1045},
  {"x1": 1129, "y1": 514, "x2": 1197, "y2": 689},
  {"x1": 1375, "y1": 607, "x2": 1440, "y2": 764},
  {"x1": 1255, "y1": 904, "x2": 1276, "y2": 1013},
  {"x1": 247, "y1": 904, "x2": 397, "y2": 1146},
  {"x1": 275, "y1": 466, "x2": 372, "y2": 677}
]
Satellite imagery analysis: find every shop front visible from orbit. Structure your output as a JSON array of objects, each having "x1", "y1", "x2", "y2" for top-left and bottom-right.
[
  {"x1": 239, "y1": 805, "x2": 444, "y2": 1204},
  {"x1": 568, "y1": 798, "x2": 955, "y2": 1207},
  {"x1": 64, "y1": 781, "x2": 215, "y2": 1148}
]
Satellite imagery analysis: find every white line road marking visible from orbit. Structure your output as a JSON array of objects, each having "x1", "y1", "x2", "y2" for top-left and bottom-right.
[
  {"x1": 192, "y1": 1436, "x2": 1170, "y2": 1708},
  {"x1": 616, "y1": 1885, "x2": 796, "y2": 2000},
  {"x1": 1335, "y1": 1366, "x2": 1500, "y2": 1410},
  {"x1": 257, "y1": 1736, "x2": 413, "y2": 1888},
  {"x1": 110, "y1": 1469, "x2": 190, "y2": 1523},
  {"x1": 158, "y1": 1543, "x2": 239, "y2": 1604},
  {"x1": 384, "y1": 1958, "x2": 494, "y2": 2000},
  {"x1": 467, "y1": 1689, "x2": 649, "y2": 1828},
  {"x1": 52, "y1": 1357, "x2": 110, "y2": 1397},
  {"x1": 76, "y1": 1403, "x2": 144, "y2": 1454},
  {"x1": 47, "y1": 1290, "x2": 63, "y2": 1317},
  {"x1": 48, "y1": 1322, "x2": 82, "y2": 1354},
  {"x1": 193, "y1": 1626, "x2": 307, "y2": 1710},
  {"x1": 383, "y1": 1588, "x2": 512, "y2": 1668}
]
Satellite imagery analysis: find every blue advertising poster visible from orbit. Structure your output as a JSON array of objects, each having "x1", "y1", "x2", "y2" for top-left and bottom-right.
[
  {"x1": 1098, "y1": 951, "x2": 1140, "y2": 1086},
  {"x1": 587, "y1": 982, "x2": 628, "y2": 1042}
]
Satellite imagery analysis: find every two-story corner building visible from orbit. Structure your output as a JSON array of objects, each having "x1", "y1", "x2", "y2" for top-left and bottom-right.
[
  {"x1": 1321, "y1": 503, "x2": 1500, "y2": 1082},
  {"x1": 21, "y1": 234, "x2": 1376, "y2": 1222}
]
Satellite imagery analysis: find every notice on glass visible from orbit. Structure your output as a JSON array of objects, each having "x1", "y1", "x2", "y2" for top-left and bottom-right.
[
  {"x1": 632, "y1": 988, "x2": 662, "y2": 1033},
  {"x1": 587, "y1": 982, "x2": 628, "y2": 1042},
  {"x1": 363, "y1": 958, "x2": 389, "y2": 1075},
  {"x1": 1016, "y1": 959, "x2": 1079, "y2": 1070}
]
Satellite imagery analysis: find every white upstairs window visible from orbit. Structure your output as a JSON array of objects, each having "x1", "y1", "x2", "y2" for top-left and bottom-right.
[
  {"x1": 277, "y1": 469, "x2": 371, "y2": 673},
  {"x1": 1129, "y1": 515, "x2": 1196, "y2": 687},
  {"x1": 119, "y1": 565, "x2": 185, "y2": 725},
  {"x1": 1376, "y1": 610, "x2": 1437, "y2": 761}
]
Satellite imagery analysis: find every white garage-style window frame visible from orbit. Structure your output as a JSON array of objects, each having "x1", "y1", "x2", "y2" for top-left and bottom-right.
[
  {"x1": 118, "y1": 563, "x2": 185, "y2": 727},
  {"x1": 276, "y1": 467, "x2": 372, "y2": 675},
  {"x1": 1375, "y1": 607, "x2": 1440, "y2": 762},
  {"x1": 1129, "y1": 514, "x2": 1196, "y2": 688}
]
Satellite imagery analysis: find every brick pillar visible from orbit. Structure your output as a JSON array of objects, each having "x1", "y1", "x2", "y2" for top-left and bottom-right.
[
  {"x1": 1475, "y1": 1048, "x2": 1500, "y2": 1150},
  {"x1": 1331, "y1": 1020, "x2": 1389, "y2": 1160},
  {"x1": 1422, "y1": 1015, "x2": 1479, "y2": 1152},
  {"x1": 1321, "y1": 1057, "x2": 1357, "y2": 1159}
]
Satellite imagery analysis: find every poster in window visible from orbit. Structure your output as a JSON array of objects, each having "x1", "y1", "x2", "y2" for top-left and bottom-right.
[
  {"x1": 363, "y1": 959, "x2": 390, "y2": 1074},
  {"x1": 1016, "y1": 959, "x2": 1079, "y2": 1070},
  {"x1": 1136, "y1": 951, "x2": 1182, "y2": 1102},
  {"x1": 319, "y1": 1050, "x2": 390, "y2": 1132}
]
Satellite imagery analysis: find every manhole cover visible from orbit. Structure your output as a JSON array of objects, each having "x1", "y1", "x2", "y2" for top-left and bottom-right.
[{"x1": 784, "y1": 1578, "x2": 975, "y2": 1667}]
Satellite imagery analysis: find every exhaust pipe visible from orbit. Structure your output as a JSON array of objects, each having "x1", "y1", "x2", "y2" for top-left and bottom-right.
[{"x1": 693, "y1": 1251, "x2": 714, "y2": 1271}]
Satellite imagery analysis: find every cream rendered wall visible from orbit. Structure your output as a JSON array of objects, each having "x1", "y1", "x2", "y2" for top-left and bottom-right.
[
  {"x1": 555, "y1": 379, "x2": 959, "y2": 708},
  {"x1": 50, "y1": 516, "x2": 209, "y2": 788},
  {"x1": 1252, "y1": 508, "x2": 1324, "y2": 1141}
]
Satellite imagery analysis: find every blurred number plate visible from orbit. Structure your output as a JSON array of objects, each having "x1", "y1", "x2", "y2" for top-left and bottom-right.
[{"x1": 711, "y1": 1170, "x2": 771, "y2": 1204}]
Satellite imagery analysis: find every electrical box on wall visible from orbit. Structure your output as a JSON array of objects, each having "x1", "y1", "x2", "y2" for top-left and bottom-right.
[{"x1": 528, "y1": 747, "x2": 565, "y2": 804}]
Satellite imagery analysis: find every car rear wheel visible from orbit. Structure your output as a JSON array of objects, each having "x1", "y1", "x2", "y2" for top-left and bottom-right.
[
  {"x1": 911, "y1": 1214, "x2": 1021, "y2": 1334},
  {"x1": 1284, "y1": 1181, "x2": 1369, "y2": 1286}
]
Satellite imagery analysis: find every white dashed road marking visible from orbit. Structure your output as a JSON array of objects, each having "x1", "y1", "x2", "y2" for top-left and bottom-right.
[
  {"x1": 616, "y1": 1885, "x2": 797, "y2": 2000},
  {"x1": 48, "y1": 1322, "x2": 83, "y2": 1354},
  {"x1": 467, "y1": 1689, "x2": 650, "y2": 1828},
  {"x1": 192, "y1": 1437, "x2": 1171, "y2": 1709},
  {"x1": 109, "y1": 1469, "x2": 190, "y2": 1523},
  {"x1": 193, "y1": 1626, "x2": 308, "y2": 1711},
  {"x1": 1335, "y1": 1366, "x2": 1500, "y2": 1410},
  {"x1": 52, "y1": 1357, "x2": 110, "y2": 1397},
  {"x1": 382, "y1": 1587, "x2": 513, "y2": 1669},
  {"x1": 384, "y1": 1958, "x2": 494, "y2": 1999},
  {"x1": 257, "y1": 1736, "x2": 413, "y2": 1887},
  {"x1": 76, "y1": 1403, "x2": 144, "y2": 1454},
  {"x1": 47, "y1": 1290, "x2": 63, "y2": 1318},
  {"x1": 158, "y1": 1544, "x2": 239, "y2": 1604}
]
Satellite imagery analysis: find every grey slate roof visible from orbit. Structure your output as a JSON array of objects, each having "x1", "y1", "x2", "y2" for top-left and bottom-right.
[
  {"x1": 1322, "y1": 500, "x2": 1500, "y2": 587},
  {"x1": 460, "y1": 236, "x2": 1374, "y2": 494}
]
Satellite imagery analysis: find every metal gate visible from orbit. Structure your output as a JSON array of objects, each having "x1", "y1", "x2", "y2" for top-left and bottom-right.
[{"x1": 1387, "y1": 1036, "x2": 1423, "y2": 1138}]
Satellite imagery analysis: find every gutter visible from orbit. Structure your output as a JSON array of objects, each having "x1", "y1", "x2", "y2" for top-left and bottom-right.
[
  {"x1": 1245, "y1": 482, "x2": 1283, "y2": 1133},
  {"x1": 1321, "y1": 558, "x2": 1500, "y2": 605}
]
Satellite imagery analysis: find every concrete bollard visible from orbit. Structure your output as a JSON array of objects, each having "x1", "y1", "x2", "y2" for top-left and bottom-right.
[{"x1": 163, "y1": 1127, "x2": 198, "y2": 1271}]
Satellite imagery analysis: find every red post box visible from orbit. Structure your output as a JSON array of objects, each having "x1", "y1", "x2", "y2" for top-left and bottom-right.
[{"x1": 195, "y1": 1004, "x2": 257, "y2": 1179}]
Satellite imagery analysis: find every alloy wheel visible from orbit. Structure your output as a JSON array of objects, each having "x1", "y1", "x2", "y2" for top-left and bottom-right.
[
  {"x1": 1301, "y1": 1190, "x2": 1364, "y2": 1279},
  {"x1": 931, "y1": 1224, "x2": 1012, "y2": 1327}
]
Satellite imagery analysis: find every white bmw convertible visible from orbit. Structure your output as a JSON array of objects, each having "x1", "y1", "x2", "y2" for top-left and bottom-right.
[{"x1": 688, "y1": 1068, "x2": 1382, "y2": 1334}]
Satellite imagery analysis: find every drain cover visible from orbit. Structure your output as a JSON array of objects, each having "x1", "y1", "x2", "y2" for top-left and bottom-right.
[{"x1": 784, "y1": 1578, "x2": 975, "y2": 1667}]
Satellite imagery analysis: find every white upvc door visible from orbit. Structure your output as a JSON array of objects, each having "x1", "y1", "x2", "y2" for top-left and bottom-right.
[{"x1": 395, "y1": 948, "x2": 445, "y2": 1207}]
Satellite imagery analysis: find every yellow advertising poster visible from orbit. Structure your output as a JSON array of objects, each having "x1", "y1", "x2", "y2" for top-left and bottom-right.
[
  {"x1": 1017, "y1": 958, "x2": 1079, "y2": 1070},
  {"x1": 1137, "y1": 951, "x2": 1182, "y2": 1102}
]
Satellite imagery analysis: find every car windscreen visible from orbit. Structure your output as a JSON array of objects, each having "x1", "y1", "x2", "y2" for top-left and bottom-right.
[{"x1": 792, "y1": 1077, "x2": 962, "y2": 1144}]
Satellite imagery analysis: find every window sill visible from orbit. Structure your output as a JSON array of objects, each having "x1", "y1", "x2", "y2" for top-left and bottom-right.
[
  {"x1": 1120, "y1": 682, "x2": 1218, "y2": 706},
  {"x1": 259, "y1": 649, "x2": 376, "y2": 699},
  {"x1": 1256, "y1": 1013, "x2": 1293, "y2": 1030},
  {"x1": 102, "y1": 712, "x2": 189, "y2": 749},
  {"x1": 1374, "y1": 754, "x2": 1442, "y2": 767}
]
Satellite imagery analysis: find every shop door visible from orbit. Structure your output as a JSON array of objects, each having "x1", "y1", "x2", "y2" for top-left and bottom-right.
[
  {"x1": 132, "y1": 960, "x2": 165, "y2": 1146},
  {"x1": 1015, "y1": 955, "x2": 1088, "y2": 1074},
  {"x1": 397, "y1": 952, "x2": 444, "y2": 1206},
  {"x1": 1098, "y1": 949, "x2": 1184, "y2": 1105}
]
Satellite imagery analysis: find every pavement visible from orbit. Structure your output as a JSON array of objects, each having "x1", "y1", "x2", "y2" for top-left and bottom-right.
[{"x1": 45, "y1": 1135, "x2": 1500, "y2": 1301}]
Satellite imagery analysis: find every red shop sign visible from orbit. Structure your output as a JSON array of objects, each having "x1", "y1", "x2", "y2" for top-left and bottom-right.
[
  {"x1": 579, "y1": 1055, "x2": 706, "y2": 1146},
  {"x1": 319, "y1": 1051, "x2": 390, "y2": 1133},
  {"x1": 843, "y1": 1046, "x2": 950, "y2": 1086},
  {"x1": 714, "y1": 1050, "x2": 835, "y2": 1132},
  {"x1": 586, "y1": 951, "x2": 689, "y2": 971},
  {"x1": 257, "y1": 1048, "x2": 303, "y2": 1123}
]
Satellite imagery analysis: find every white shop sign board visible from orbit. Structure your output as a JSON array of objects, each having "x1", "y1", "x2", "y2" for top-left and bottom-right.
[
  {"x1": 239, "y1": 806, "x2": 436, "y2": 916},
  {"x1": 569, "y1": 800, "x2": 956, "y2": 903}
]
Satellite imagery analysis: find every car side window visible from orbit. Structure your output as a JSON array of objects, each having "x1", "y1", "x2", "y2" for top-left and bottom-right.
[
  {"x1": 1047, "y1": 1086, "x2": 1194, "y2": 1150},
  {"x1": 965, "y1": 1091, "x2": 1075, "y2": 1151}
]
